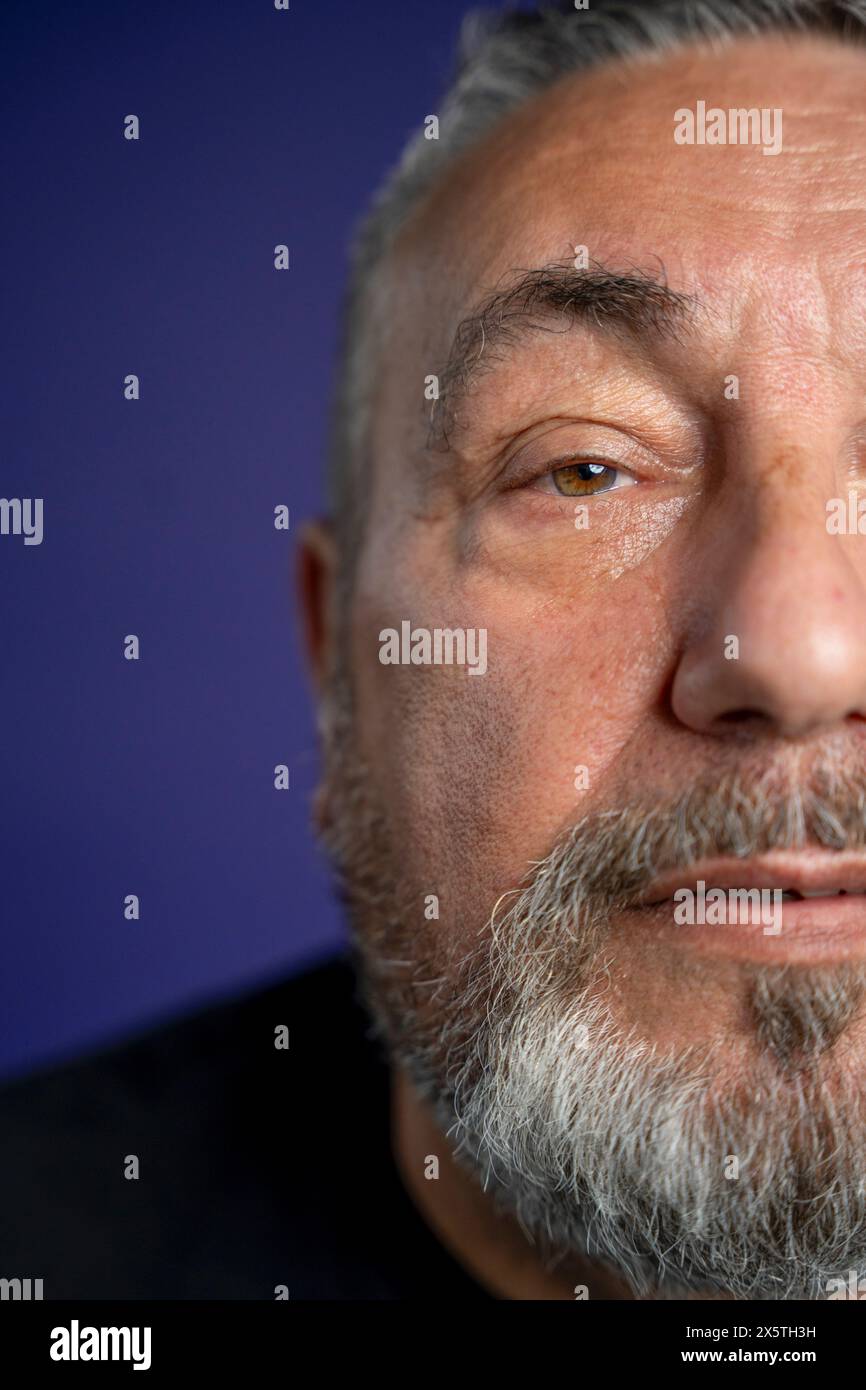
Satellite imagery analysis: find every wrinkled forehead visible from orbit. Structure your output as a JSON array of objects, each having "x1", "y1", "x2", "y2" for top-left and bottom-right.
[{"x1": 380, "y1": 31, "x2": 866, "y2": 409}]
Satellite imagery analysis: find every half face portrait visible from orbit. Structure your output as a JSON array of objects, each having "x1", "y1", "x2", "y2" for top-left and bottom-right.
[
  {"x1": 300, "y1": 0, "x2": 866, "y2": 1301},
  {"x1": 6, "y1": 0, "x2": 866, "y2": 1323}
]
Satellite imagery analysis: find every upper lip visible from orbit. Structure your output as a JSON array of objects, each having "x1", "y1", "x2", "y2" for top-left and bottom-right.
[{"x1": 636, "y1": 852, "x2": 866, "y2": 908}]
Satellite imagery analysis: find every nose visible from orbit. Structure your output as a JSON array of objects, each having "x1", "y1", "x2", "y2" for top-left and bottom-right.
[{"x1": 670, "y1": 479, "x2": 866, "y2": 739}]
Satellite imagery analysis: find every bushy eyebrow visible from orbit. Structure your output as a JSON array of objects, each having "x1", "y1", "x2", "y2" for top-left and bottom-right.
[{"x1": 426, "y1": 259, "x2": 700, "y2": 452}]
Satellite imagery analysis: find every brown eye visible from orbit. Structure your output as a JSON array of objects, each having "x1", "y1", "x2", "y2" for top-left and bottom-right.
[{"x1": 551, "y1": 461, "x2": 619, "y2": 496}]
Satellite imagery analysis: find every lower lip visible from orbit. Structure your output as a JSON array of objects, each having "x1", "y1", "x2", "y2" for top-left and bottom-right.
[{"x1": 632, "y1": 896, "x2": 866, "y2": 963}]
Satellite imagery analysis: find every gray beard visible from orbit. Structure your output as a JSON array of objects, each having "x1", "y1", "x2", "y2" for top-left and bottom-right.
[{"x1": 320, "y1": 685, "x2": 866, "y2": 1298}]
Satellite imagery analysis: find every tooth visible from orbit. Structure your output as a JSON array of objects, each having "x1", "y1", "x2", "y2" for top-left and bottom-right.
[{"x1": 796, "y1": 888, "x2": 864, "y2": 898}]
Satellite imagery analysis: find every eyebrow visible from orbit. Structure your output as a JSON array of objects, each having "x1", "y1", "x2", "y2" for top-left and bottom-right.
[{"x1": 426, "y1": 259, "x2": 700, "y2": 452}]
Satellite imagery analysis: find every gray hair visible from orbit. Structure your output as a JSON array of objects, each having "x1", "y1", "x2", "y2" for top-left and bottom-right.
[{"x1": 327, "y1": 0, "x2": 866, "y2": 566}]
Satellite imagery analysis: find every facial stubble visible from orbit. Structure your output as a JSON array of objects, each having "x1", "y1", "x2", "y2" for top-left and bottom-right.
[{"x1": 319, "y1": 673, "x2": 866, "y2": 1298}]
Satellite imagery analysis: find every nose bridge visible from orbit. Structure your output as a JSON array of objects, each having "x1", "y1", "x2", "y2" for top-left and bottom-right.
[
  {"x1": 715, "y1": 404, "x2": 838, "y2": 576},
  {"x1": 747, "y1": 427, "x2": 841, "y2": 559},
  {"x1": 738, "y1": 479, "x2": 854, "y2": 641},
  {"x1": 714, "y1": 357, "x2": 853, "y2": 590},
  {"x1": 718, "y1": 279, "x2": 843, "y2": 500},
  {"x1": 719, "y1": 457, "x2": 847, "y2": 646}
]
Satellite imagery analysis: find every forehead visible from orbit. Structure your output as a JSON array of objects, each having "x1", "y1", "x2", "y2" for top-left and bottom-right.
[{"x1": 385, "y1": 32, "x2": 866, "y2": 370}]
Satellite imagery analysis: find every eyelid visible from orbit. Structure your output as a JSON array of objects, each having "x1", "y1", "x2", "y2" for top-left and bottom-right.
[{"x1": 501, "y1": 428, "x2": 653, "y2": 489}]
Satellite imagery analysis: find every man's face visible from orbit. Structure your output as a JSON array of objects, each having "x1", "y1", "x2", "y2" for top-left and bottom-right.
[{"x1": 316, "y1": 34, "x2": 866, "y2": 1297}]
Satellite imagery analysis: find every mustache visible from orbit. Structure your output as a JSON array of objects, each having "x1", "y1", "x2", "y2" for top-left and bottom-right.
[
  {"x1": 525, "y1": 762, "x2": 866, "y2": 913},
  {"x1": 480, "y1": 761, "x2": 866, "y2": 1083}
]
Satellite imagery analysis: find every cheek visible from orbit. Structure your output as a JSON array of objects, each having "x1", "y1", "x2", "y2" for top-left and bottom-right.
[
  {"x1": 473, "y1": 494, "x2": 691, "y2": 588},
  {"x1": 350, "y1": 573, "x2": 674, "y2": 920}
]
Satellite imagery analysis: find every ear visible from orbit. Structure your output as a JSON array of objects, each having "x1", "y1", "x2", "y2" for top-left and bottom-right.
[{"x1": 297, "y1": 519, "x2": 338, "y2": 695}]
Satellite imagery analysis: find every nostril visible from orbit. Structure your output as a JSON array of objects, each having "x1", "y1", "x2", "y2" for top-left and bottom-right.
[{"x1": 715, "y1": 708, "x2": 771, "y2": 725}]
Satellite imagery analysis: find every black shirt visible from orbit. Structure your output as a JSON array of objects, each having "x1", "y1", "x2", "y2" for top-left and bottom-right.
[{"x1": 0, "y1": 954, "x2": 491, "y2": 1299}]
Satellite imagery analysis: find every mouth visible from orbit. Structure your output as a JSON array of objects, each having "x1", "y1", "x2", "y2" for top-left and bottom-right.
[{"x1": 633, "y1": 850, "x2": 866, "y2": 962}]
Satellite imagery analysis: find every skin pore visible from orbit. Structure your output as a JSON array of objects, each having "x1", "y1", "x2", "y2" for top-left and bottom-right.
[{"x1": 300, "y1": 34, "x2": 866, "y2": 1299}]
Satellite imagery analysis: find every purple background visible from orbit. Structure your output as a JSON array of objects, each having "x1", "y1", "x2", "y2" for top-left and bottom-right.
[{"x1": 0, "y1": 0, "x2": 511, "y2": 1080}]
